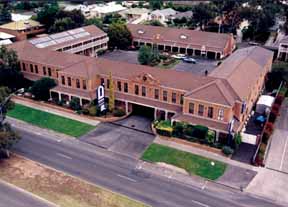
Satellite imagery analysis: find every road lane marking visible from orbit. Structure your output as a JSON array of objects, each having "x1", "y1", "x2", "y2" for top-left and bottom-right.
[
  {"x1": 191, "y1": 199, "x2": 210, "y2": 207},
  {"x1": 280, "y1": 136, "x2": 288, "y2": 171},
  {"x1": 56, "y1": 153, "x2": 72, "y2": 160},
  {"x1": 117, "y1": 174, "x2": 137, "y2": 183}
]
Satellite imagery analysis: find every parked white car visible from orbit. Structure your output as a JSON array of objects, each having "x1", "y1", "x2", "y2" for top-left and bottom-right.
[{"x1": 171, "y1": 54, "x2": 186, "y2": 59}]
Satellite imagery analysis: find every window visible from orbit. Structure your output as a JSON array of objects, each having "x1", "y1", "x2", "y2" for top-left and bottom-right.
[
  {"x1": 43, "y1": 66, "x2": 46, "y2": 75},
  {"x1": 22, "y1": 63, "x2": 26, "y2": 71},
  {"x1": 198, "y1": 104, "x2": 204, "y2": 116},
  {"x1": 100, "y1": 78, "x2": 104, "y2": 85},
  {"x1": 163, "y1": 91, "x2": 168, "y2": 102},
  {"x1": 76, "y1": 79, "x2": 80, "y2": 88},
  {"x1": 48, "y1": 68, "x2": 51, "y2": 76},
  {"x1": 107, "y1": 79, "x2": 110, "y2": 89},
  {"x1": 135, "y1": 84, "x2": 139, "y2": 95},
  {"x1": 172, "y1": 92, "x2": 177, "y2": 103},
  {"x1": 180, "y1": 94, "x2": 184, "y2": 105},
  {"x1": 30, "y1": 64, "x2": 33, "y2": 73},
  {"x1": 83, "y1": 80, "x2": 87, "y2": 90},
  {"x1": 68, "y1": 77, "x2": 71, "y2": 86},
  {"x1": 154, "y1": 89, "x2": 159, "y2": 99},
  {"x1": 117, "y1": 81, "x2": 121, "y2": 91},
  {"x1": 35, "y1": 65, "x2": 38, "y2": 74},
  {"x1": 124, "y1": 82, "x2": 128, "y2": 93},
  {"x1": 208, "y1": 107, "x2": 213, "y2": 118},
  {"x1": 61, "y1": 76, "x2": 65, "y2": 85},
  {"x1": 142, "y1": 86, "x2": 146, "y2": 97},
  {"x1": 189, "y1": 103, "x2": 194, "y2": 114},
  {"x1": 218, "y1": 108, "x2": 224, "y2": 121}
]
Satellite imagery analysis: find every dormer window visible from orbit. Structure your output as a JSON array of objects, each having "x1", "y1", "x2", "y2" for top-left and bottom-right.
[
  {"x1": 180, "y1": 34, "x2": 187, "y2": 39},
  {"x1": 138, "y1": 29, "x2": 145, "y2": 34}
]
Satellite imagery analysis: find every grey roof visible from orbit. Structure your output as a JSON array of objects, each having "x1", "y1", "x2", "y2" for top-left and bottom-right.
[
  {"x1": 151, "y1": 8, "x2": 177, "y2": 16},
  {"x1": 172, "y1": 11, "x2": 193, "y2": 19}
]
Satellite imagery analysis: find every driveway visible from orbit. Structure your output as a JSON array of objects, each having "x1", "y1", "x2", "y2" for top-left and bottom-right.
[
  {"x1": 79, "y1": 115, "x2": 155, "y2": 159},
  {"x1": 265, "y1": 99, "x2": 288, "y2": 173},
  {"x1": 101, "y1": 50, "x2": 139, "y2": 64}
]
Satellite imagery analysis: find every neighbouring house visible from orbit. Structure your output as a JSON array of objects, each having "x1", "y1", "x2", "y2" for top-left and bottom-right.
[
  {"x1": 277, "y1": 36, "x2": 288, "y2": 61},
  {"x1": 28, "y1": 25, "x2": 108, "y2": 57},
  {"x1": 119, "y1": 8, "x2": 150, "y2": 24},
  {"x1": 0, "y1": 32, "x2": 15, "y2": 46},
  {"x1": 127, "y1": 24, "x2": 236, "y2": 59},
  {"x1": 9, "y1": 23, "x2": 273, "y2": 142},
  {"x1": 11, "y1": 12, "x2": 33, "y2": 22},
  {"x1": 64, "y1": 4, "x2": 92, "y2": 18},
  {"x1": 149, "y1": 8, "x2": 177, "y2": 24},
  {"x1": 171, "y1": 11, "x2": 193, "y2": 20},
  {"x1": 0, "y1": 20, "x2": 45, "y2": 41},
  {"x1": 90, "y1": 2, "x2": 127, "y2": 18}
]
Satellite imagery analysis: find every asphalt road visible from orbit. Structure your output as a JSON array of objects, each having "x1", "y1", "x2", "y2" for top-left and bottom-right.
[
  {"x1": 12, "y1": 128, "x2": 284, "y2": 207},
  {"x1": 0, "y1": 181, "x2": 54, "y2": 207}
]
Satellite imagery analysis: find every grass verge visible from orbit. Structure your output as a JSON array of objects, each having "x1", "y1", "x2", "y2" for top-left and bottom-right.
[
  {"x1": 0, "y1": 155, "x2": 148, "y2": 207},
  {"x1": 157, "y1": 59, "x2": 180, "y2": 69},
  {"x1": 7, "y1": 104, "x2": 94, "y2": 137},
  {"x1": 142, "y1": 143, "x2": 226, "y2": 180}
]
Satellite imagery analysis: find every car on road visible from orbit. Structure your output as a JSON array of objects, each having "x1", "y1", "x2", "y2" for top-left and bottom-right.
[
  {"x1": 183, "y1": 57, "x2": 197, "y2": 64},
  {"x1": 171, "y1": 54, "x2": 186, "y2": 59}
]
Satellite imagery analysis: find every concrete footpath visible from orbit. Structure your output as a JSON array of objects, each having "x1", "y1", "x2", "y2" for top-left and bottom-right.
[{"x1": 12, "y1": 97, "x2": 100, "y2": 126}]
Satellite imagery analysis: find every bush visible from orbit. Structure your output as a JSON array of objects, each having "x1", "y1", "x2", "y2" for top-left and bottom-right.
[
  {"x1": 30, "y1": 77, "x2": 56, "y2": 101},
  {"x1": 156, "y1": 128, "x2": 172, "y2": 137},
  {"x1": 222, "y1": 146, "x2": 234, "y2": 156},
  {"x1": 192, "y1": 125, "x2": 208, "y2": 140},
  {"x1": 233, "y1": 133, "x2": 242, "y2": 149},
  {"x1": 88, "y1": 105, "x2": 97, "y2": 116},
  {"x1": 69, "y1": 97, "x2": 81, "y2": 111},
  {"x1": 113, "y1": 108, "x2": 126, "y2": 117},
  {"x1": 183, "y1": 125, "x2": 194, "y2": 137},
  {"x1": 206, "y1": 130, "x2": 215, "y2": 144},
  {"x1": 155, "y1": 120, "x2": 173, "y2": 137}
]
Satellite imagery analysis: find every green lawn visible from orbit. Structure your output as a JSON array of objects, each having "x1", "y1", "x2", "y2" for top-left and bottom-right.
[
  {"x1": 142, "y1": 144, "x2": 227, "y2": 180},
  {"x1": 7, "y1": 104, "x2": 95, "y2": 137}
]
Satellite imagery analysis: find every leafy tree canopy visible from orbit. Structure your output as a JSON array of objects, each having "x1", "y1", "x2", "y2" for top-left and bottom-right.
[
  {"x1": 108, "y1": 22, "x2": 132, "y2": 50},
  {"x1": 30, "y1": 77, "x2": 56, "y2": 101},
  {"x1": 0, "y1": 4, "x2": 11, "y2": 25}
]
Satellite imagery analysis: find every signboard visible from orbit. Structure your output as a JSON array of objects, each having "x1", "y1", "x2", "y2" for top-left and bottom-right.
[{"x1": 97, "y1": 85, "x2": 106, "y2": 112}]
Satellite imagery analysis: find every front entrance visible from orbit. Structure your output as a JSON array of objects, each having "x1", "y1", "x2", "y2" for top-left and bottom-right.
[{"x1": 131, "y1": 103, "x2": 154, "y2": 120}]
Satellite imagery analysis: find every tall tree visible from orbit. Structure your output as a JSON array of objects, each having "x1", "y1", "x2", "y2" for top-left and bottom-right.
[
  {"x1": 30, "y1": 77, "x2": 56, "y2": 101},
  {"x1": 149, "y1": 0, "x2": 163, "y2": 10},
  {"x1": 0, "y1": 46, "x2": 24, "y2": 90},
  {"x1": 108, "y1": 22, "x2": 132, "y2": 50},
  {"x1": 192, "y1": 3, "x2": 217, "y2": 30},
  {"x1": 49, "y1": 17, "x2": 74, "y2": 33},
  {"x1": 0, "y1": 4, "x2": 11, "y2": 25},
  {"x1": 108, "y1": 72, "x2": 115, "y2": 112},
  {"x1": 36, "y1": 2, "x2": 60, "y2": 29}
]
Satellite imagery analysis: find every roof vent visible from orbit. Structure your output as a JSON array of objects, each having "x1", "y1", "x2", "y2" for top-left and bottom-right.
[
  {"x1": 138, "y1": 29, "x2": 144, "y2": 34},
  {"x1": 180, "y1": 34, "x2": 187, "y2": 39}
]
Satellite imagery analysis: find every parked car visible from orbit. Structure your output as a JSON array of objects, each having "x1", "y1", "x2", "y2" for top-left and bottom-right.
[
  {"x1": 171, "y1": 54, "x2": 186, "y2": 59},
  {"x1": 183, "y1": 57, "x2": 197, "y2": 64}
]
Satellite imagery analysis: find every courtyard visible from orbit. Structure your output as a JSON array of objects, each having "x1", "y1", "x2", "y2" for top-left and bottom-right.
[{"x1": 100, "y1": 50, "x2": 218, "y2": 75}]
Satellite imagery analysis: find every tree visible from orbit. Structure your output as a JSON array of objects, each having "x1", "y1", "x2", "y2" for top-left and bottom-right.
[
  {"x1": 108, "y1": 72, "x2": 115, "y2": 112},
  {"x1": 0, "y1": 46, "x2": 24, "y2": 90},
  {"x1": 108, "y1": 22, "x2": 132, "y2": 50},
  {"x1": 0, "y1": 123, "x2": 20, "y2": 159},
  {"x1": 138, "y1": 45, "x2": 153, "y2": 65},
  {"x1": 69, "y1": 97, "x2": 81, "y2": 111},
  {"x1": 55, "y1": 9, "x2": 85, "y2": 28},
  {"x1": 36, "y1": 3, "x2": 60, "y2": 29},
  {"x1": 148, "y1": 20, "x2": 164, "y2": 27},
  {"x1": 103, "y1": 13, "x2": 126, "y2": 24},
  {"x1": 0, "y1": 87, "x2": 14, "y2": 112},
  {"x1": 49, "y1": 17, "x2": 74, "y2": 33},
  {"x1": 149, "y1": 0, "x2": 163, "y2": 10},
  {"x1": 0, "y1": 4, "x2": 11, "y2": 25},
  {"x1": 30, "y1": 77, "x2": 56, "y2": 101},
  {"x1": 192, "y1": 3, "x2": 217, "y2": 30},
  {"x1": 85, "y1": 17, "x2": 103, "y2": 29}
]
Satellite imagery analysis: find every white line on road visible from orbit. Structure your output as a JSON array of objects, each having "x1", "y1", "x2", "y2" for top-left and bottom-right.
[
  {"x1": 280, "y1": 135, "x2": 288, "y2": 171},
  {"x1": 191, "y1": 199, "x2": 210, "y2": 207},
  {"x1": 56, "y1": 153, "x2": 72, "y2": 160},
  {"x1": 117, "y1": 174, "x2": 137, "y2": 183}
]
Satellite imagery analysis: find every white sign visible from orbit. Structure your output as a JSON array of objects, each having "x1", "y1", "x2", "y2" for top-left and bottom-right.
[{"x1": 97, "y1": 85, "x2": 106, "y2": 112}]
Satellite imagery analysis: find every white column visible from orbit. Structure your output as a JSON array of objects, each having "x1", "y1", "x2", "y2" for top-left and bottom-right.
[
  {"x1": 154, "y1": 108, "x2": 158, "y2": 120},
  {"x1": 80, "y1": 98, "x2": 83, "y2": 106},
  {"x1": 125, "y1": 101, "x2": 129, "y2": 114},
  {"x1": 58, "y1": 93, "x2": 61, "y2": 101},
  {"x1": 215, "y1": 130, "x2": 219, "y2": 142},
  {"x1": 165, "y1": 111, "x2": 168, "y2": 120}
]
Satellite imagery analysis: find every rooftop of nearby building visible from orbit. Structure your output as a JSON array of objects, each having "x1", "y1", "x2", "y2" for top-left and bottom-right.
[
  {"x1": 90, "y1": 2, "x2": 127, "y2": 14},
  {"x1": 0, "y1": 32, "x2": 15, "y2": 40},
  {"x1": 210, "y1": 46, "x2": 273, "y2": 100},
  {"x1": 119, "y1": 8, "x2": 150, "y2": 15},
  {"x1": 150, "y1": 8, "x2": 177, "y2": 16},
  {"x1": 0, "y1": 20, "x2": 42, "y2": 31},
  {"x1": 127, "y1": 24, "x2": 233, "y2": 51},
  {"x1": 28, "y1": 25, "x2": 106, "y2": 50},
  {"x1": 172, "y1": 11, "x2": 193, "y2": 19}
]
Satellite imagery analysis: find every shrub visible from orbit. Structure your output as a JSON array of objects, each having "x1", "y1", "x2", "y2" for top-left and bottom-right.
[
  {"x1": 233, "y1": 133, "x2": 242, "y2": 149},
  {"x1": 192, "y1": 125, "x2": 208, "y2": 140},
  {"x1": 113, "y1": 108, "x2": 126, "y2": 117},
  {"x1": 259, "y1": 143, "x2": 267, "y2": 154},
  {"x1": 156, "y1": 128, "x2": 172, "y2": 137},
  {"x1": 183, "y1": 125, "x2": 194, "y2": 137},
  {"x1": 69, "y1": 97, "x2": 81, "y2": 111},
  {"x1": 275, "y1": 95, "x2": 284, "y2": 105},
  {"x1": 30, "y1": 77, "x2": 56, "y2": 101},
  {"x1": 155, "y1": 120, "x2": 173, "y2": 137},
  {"x1": 88, "y1": 105, "x2": 97, "y2": 116},
  {"x1": 264, "y1": 122, "x2": 274, "y2": 135},
  {"x1": 222, "y1": 146, "x2": 234, "y2": 156},
  {"x1": 206, "y1": 130, "x2": 215, "y2": 144},
  {"x1": 172, "y1": 122, "x2": 186, "y2": 138}
]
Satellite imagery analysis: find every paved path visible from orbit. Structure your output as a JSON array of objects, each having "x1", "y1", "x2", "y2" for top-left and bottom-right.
[
  {"x1": 266, "y1": 99, "x2": 288, "y2": 173},
  {"x1": 11, "y1": 125, "x2": 283, "y2": 207},
  {"x1": 0, "y1": 180, "x2": 55, "y2": 207},
  {"x1": 12, "y1": 98, "x2": 100, "y2": 126}
]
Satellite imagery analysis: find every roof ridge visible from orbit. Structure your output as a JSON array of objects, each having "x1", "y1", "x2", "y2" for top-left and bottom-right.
[{"x1": 214, "y1": 79, "x2": 235, "y2": 106}]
